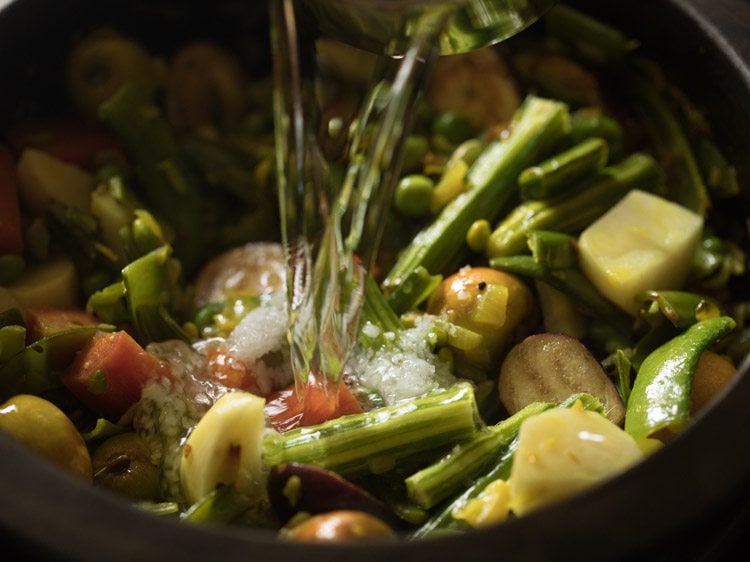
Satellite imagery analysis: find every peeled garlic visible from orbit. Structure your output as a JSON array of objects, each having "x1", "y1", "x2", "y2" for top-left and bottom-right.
[
  {"x1": 508, "y1": 402, "x2": 643, "y2": 516},
  {"x1": 180, "y1": 391, "x2": 265, "y2": 505}
]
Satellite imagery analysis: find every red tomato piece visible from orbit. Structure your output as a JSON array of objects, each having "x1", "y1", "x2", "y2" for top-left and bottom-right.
[
  {"x1": 204, "y1": 344, "x2": 263, "y2": 395},
  {"x1": 25, "y1": 307, "x2": 100, "y2": 343},
  {"x1": 265, "y1": 374, "x2": 363, "y2": 432},
  {"x1": 0, "y1": 146, "x2": 23, "y2": 255},
  {"x1": 61, "y1": 330, "x2": 171, "y2": 420},
  {"x1": 7, "y1": 117, "x2": 121, "y2": 169}
]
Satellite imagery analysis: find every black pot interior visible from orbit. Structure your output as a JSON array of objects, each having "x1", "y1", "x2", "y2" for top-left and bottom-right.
[{"x1": 1, "y1": 0, "x2": 749, "y2": 560}]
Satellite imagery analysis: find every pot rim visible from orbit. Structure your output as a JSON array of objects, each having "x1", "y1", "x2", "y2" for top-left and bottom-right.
[{"x1": 1, "y1": 0, "x2": 750, "y2": 560}]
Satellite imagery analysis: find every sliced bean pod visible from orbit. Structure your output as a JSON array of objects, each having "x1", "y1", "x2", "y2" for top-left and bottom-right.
[
  {"x1": 519, "y1": 137, "x2": 609, "y2": 201},
  {"x1": 487, "y1": 152, "x2": 663, "y2": 259},
  {"x1": 263, "y1": 382, "x2": 481, "y2": 478},
  {"x1": 625, "y1": 316, "x2": 736, "y2": 440},
  {"x1": 405, "y1": 401, "x2": 553, "y2": 510},
  {"x1": 490, "y1": 255, "x2": 634, "y2": 339}
]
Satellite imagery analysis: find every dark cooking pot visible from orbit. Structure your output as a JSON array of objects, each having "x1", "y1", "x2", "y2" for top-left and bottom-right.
[{"x1": 1, "y1": 0, "x2": 749, "y2": 560}]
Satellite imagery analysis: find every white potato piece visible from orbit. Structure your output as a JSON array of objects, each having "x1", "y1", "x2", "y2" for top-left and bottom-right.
[
  {"x1": 508, "y1": 403, "x2": 643, "y2": 516},
  {"x1": 180, "y1": 391, "x2": 266, "y2": 505},
  {"x1": 578, "y1": 189, "x2": 703, "y2": 315},
  {"x1": 17, "y1": 148, "x2": 94, "y2": 216},
  {"x1": 7, "y1": 257, "x2": 79, "y2": 309}
]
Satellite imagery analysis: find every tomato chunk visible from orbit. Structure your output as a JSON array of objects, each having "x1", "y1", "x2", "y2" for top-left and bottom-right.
[
  {"x1": 0, "y1": 146, "x2": 23, "y2": 256},
  {"x1": 204, "y1": 343, "x2": 263, "y2": 395},
  {"x1": 61, "y1": 330, "x2": 171, "y2": 420},
  {"x1": 25, "y1": 307, "x2": 100, "y2": 343},
  {"x1": 7, "y1": 117, "x2": 120, "y2": 169},
  {"x1": 265, "y1": 375, "x2": 363, "y2": 432}
]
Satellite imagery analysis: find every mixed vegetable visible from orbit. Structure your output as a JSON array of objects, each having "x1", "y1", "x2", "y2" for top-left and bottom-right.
[{"x1": 0, "y1": 3, "x2": 748, "y2": 543}]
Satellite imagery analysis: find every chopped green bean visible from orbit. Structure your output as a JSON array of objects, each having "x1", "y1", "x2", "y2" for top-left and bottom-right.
[{"x1": 519, "y1": 137, "x2": 609, "y2": 201}]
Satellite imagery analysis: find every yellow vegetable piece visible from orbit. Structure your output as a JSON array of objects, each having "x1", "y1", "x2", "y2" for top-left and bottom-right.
[
  {"x1": 453, "y1": 479, "x2": 511, "y2": 528},
  {"x1": 578, "y1": 190, "x2": 703, "y2": 315}
]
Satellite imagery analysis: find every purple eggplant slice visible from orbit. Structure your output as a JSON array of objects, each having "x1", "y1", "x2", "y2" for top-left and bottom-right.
[{"x1": 267, "y1": 462, "x2": 402, "y2": 528}]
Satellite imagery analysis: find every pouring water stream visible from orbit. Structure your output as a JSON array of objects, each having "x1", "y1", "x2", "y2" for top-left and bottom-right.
[{"x1": 271, "y1": 0, "x2": 554, "y2": 395}]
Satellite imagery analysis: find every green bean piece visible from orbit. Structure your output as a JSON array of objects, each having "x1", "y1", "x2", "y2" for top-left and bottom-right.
[
  {"x1": 359, "y1": 274, "x2": 403, "y2": 347},
  {"x1": 0, "y1": 255, "x2": 24, "y2": 285},
  {"x1": 432, "y1": 111, "x2": 474, "y2": 145},
  {"x1": 401, "y1": 134, "x2": 430, "y2": 173},
  {"x1": 638, "y1": 290, "x2": 722, "y2": 329},
  {"x1": 570, "y1": 110, "x2": 625, "y2": 163},
  {"x1": 263, "y1": 382, "x2": 481, "y2": 478},
  {"x1": 630, "y1": 72, "x2": 708, "y2": 216},
  {"x1": 692, "y1": 235, "x2": 728, "y2": 281},
  {"x1": 384, "y1": 96, "x2": 571, "y2": 289},
  {"x1": 0, "y1": 327, "x2": 102, "y2": 400},
  {"x1": 405, "y1": 401, "x2": 554, "y2": 510},
  {"x1": 137, "y1": 502, "x2": 180, "y2": 517},
  {"x1": 46, "y1": 202, "x2": 115, "y2": 279},
  {"x1": 99, "y1": 82, "x2": 208, "y2": 274},
  {"x1": 81, "y1": 418, "x2": 128, "y2": 442},
  {"x1": 87, "y1": 281, "x2": 130, "y2": 325},
  {"x1": 121, "y1": 245, "x2": 190, "y2": 344},
  {"x1": 694, "y1": 137, "x2": 740, "y2": 199},
  {"x1": 625, "y1": 316, "x2": 736, "y2": 439},
  {"x1": 511, "y1": 51, "x2": 602, "y2": 108},
  {"x1": 385, "y1": 266, "x2": 442, "y2": 317},
  {"x1": 411, "y1": 439, "x2": 518, "y2": 539},
  {"x1": 519, "y1": 137, "x2": 609, "y2": 201},
  {"x1": 395, "y1": 175, "x2": 434, "y2": 218},
  {"x1": 527, "y1": 230, "x2": 577, "y2": 270},
  {"x1": 490, "y1": 255, "x2": 634, "y2": 339},
  {"x1": 179, "y1": 134, "x2": 259, "y2": 205},
  {"x1": 181, "y1": 485, "x2": 252, "y2": 525},
  {"x1": 545, "y1": 4, "x2": 639, "y2": 65},
  {"x1": 629, "y1": 317, "x2": 680, "y2": 372},
  {"x1": 615, "y1": 349, "x2": 633, "y2": 406},
  {"x1": 487, "y1": 152, "x2": 663, "y2": 258}
]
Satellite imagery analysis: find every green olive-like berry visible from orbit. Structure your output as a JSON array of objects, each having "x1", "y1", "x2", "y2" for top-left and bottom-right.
[
  {"x1": 432, "y1": 111, "x2": 475, "y2": 145},
  {"x1": 91, "y1": 432, "x2": 161, "y2": 501},
  {"x1": 395, "y1": 175, "x2": 434, "y2": 218},
  {"x1": 401, "y1": 134, "x2": 430, "y2": 173},
  {"x1": 0, "y1": 394, "x2": 93, "y2": 482},
  {"x1": 450, "y1": 139, "x2": 484, "y2": 168}
]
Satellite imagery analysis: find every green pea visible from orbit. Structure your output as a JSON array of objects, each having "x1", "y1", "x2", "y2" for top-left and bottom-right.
[
  {"x1": 395, "y1": 175, "x2": 435, "y2": 218},
  {"x1": 432, "y1": 111, "x2": 474, "y2": 145},
  {"x1": 449, "y1": 139, "x2": 483, "y2": 168},
  {"x1": 401, "y1": 134, "x2": 430, "y2": 173},
  {"x1": 466, "y1": 220, "x2": 491, "y2": 253}
]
